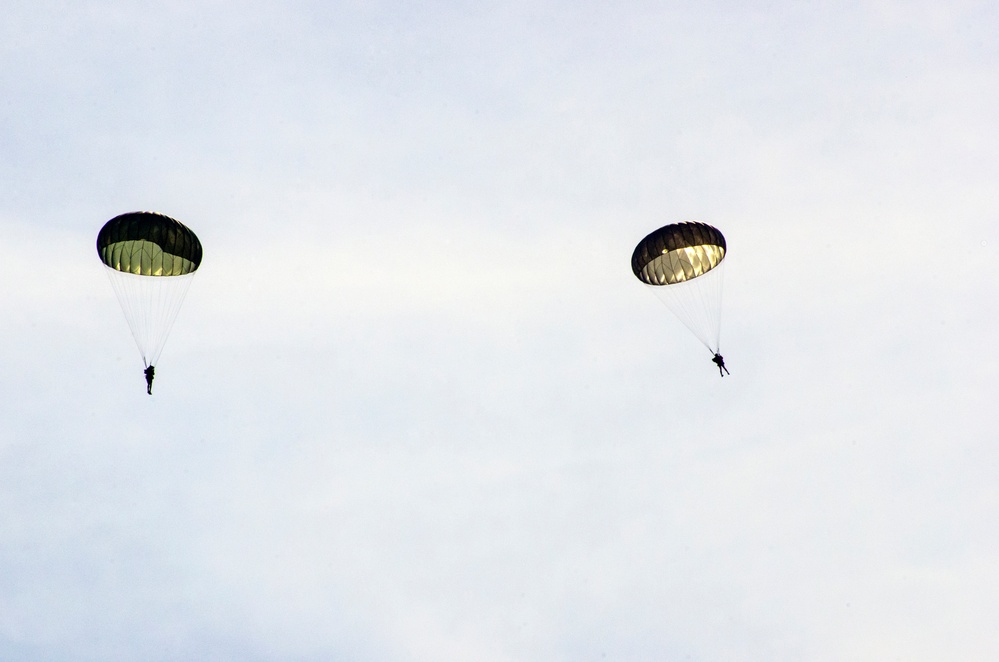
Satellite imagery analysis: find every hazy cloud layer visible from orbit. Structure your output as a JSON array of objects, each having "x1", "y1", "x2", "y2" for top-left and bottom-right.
[{"x1": 2, "y1": 1, "x2": 998, "y2": 660}]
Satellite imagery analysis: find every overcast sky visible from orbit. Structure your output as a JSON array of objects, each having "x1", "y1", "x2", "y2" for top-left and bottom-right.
[{"x1": 2, "y1": 1, "x2": 998, "y2": 660}]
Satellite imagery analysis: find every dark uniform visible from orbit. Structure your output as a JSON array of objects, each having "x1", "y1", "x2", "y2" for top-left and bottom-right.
[
  {"x1": 712, "y1": 353, "x2": 730, "y2": 377},
  {"x1": 144, "y1": 365, "x2": 155, "y2": 395}
]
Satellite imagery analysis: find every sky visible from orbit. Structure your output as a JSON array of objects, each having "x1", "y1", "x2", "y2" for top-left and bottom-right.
[{"x1": 2, "y1": 0, "x2": 998, "y2": 659}]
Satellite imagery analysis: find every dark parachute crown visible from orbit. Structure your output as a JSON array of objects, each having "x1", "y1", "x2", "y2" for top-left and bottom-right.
[
  {"x1": 97, "y1": 211, "x2": 202, "y2": 276},
  {"x1": 631, "y1": 221, "x2": 726, "y2": 286}
]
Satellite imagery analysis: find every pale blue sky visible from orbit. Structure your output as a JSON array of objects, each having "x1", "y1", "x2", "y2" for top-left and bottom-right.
[{"x1": 2, "y1": 1, "x2": 998, "y2": 659}]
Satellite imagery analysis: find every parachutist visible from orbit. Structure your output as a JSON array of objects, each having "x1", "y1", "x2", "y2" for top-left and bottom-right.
[
  {"x1": 98, "y1": 211, "x2": 202, "y2": 394},
  {"x1": 712, "y1": 353, "x2": 730, "y2": 377}
]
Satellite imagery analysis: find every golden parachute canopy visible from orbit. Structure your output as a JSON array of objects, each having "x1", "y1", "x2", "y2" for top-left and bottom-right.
[{"x1": 631, "y1": 221, "x2": 726, "y2": 286}]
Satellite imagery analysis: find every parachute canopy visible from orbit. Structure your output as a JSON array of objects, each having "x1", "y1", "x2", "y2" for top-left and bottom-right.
[
  {"x1": 97, "y1": 212, "x2": 202, "y2": 368},
  {"x1": 631, "y1": 221, "x2": 727, "y2": 353},
  {"x1": 631, "y1": 221, "x2": 725, "y2": 286},
  {"x1": 98, "y1": 211, "x2": 202, "y2": 276}
]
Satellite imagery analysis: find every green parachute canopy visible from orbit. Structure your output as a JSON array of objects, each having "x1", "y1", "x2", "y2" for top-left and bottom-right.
[
  {"x1": 97, "y1": 212, "x2": 203, "y2": 369},
  {"x1": 97, "y1": 211, "x2": 202, "y2": 276},
  {"x1": 631, "y1": 221, "x2": 727, "y2": 353}
]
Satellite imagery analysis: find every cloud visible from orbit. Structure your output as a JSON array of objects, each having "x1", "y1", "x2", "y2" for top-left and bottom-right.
[{"x1": 3, "y1": 1, "x2": 999, "y2": 660}]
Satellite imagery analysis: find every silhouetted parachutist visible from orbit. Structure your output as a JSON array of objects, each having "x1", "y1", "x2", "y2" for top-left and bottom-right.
[{"x1": 712, "y1": 353, "x2": 730, "y2": 377}]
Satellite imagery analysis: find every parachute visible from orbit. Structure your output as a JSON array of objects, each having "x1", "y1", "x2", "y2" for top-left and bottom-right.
[
  {"x1": 97, "y1": 211, "x2": 202, "y2": 370},
  {"x1": 631, "y1": 221, "x2": 727, "y2": 353}
]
